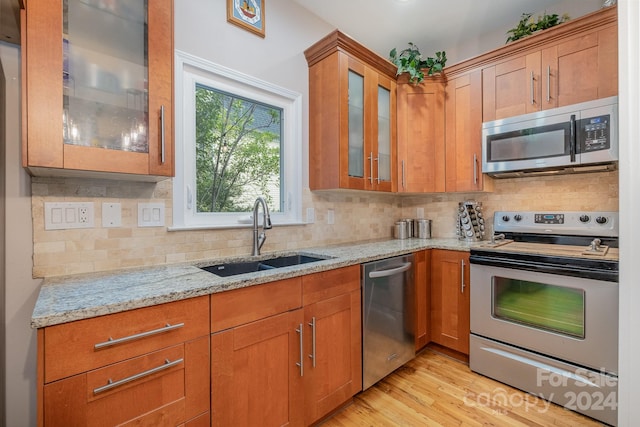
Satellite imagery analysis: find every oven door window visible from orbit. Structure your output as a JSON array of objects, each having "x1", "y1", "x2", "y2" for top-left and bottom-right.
[{"x1": 492, "y1": 276, "x2": 585, "y2": 339}]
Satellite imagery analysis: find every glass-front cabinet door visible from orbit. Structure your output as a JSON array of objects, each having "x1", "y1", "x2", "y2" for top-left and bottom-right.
[
  {"x1": 64, "y1": 0, "x2": 148, "y2": 153},
  {"x1": 23, "y1": 0, "x2": 173, "y2": 178},
  {"x1": 341, "y1": 56, "x2": 396, "y2": 191},
  {"x1": 347, "y1": 70, "x2": 365, "y2": 181},
  {"x1": 372, "y1": 74, "x2": 396, "y2": 192}
]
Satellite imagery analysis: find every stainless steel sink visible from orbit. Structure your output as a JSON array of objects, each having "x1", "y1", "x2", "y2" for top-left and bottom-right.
[{"x1": 201, "y1": 254, "x2": 330, "y2": 277}]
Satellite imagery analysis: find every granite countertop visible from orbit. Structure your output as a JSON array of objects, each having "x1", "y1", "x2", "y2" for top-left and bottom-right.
[{"x1": 31, "y1": 237, "x2": 477, "y2": 328}]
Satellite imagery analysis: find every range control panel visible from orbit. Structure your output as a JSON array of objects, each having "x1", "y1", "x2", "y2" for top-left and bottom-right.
[{"x1": 494, "y1": 211, "x2": 619, "y2": 237}]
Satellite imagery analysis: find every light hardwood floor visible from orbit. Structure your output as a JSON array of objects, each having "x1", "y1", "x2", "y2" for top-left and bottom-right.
[{"x1": 321, "y1": 348, "x2": 605, "y2": 426}]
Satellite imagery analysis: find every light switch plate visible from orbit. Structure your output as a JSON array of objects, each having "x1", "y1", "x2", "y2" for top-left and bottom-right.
[
  {"x1": 102, "y1": 203, "x2": 122, "y2": 228},
  {"x1": 327, "y1": 209, "x2": 335, "y2": 225},
  {"x1": 306, "y1": 207, "x2": 315, "y2": 223},
  {"x1": 44, "y1": 202, "x2": 94, "y2": 230},
  {"x1": 138, "y1": 203, "x2": 165, "y2": 227}
]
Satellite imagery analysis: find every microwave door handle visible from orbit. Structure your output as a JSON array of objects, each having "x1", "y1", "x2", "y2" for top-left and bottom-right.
[{"x1": 570, "y1": 114, "x2": 577, "y2": 163}]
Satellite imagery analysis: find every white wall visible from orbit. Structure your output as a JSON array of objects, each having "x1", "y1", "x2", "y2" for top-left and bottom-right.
[
  {"x1": 175, "y1": 0, "x2": 335, "y2": 191},
  {"x1": 617, "y1": 0, "x2": 640, "y2": 424},
  {"x1": 448, "y1": 0, "x2": 603, "y2": 63},
  {"x1": 0, "y1": 41, "x2": 41, "y2": 427}
]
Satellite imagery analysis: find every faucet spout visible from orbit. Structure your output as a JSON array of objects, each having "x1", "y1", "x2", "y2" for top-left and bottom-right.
[{"x1": 252, "y1": 196, "x2": 272, "y2": 256}]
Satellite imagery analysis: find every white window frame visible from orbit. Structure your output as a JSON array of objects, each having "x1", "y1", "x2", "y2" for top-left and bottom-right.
[{"x1": 172, "y1": 50, "x2": 303, "y2": 230}]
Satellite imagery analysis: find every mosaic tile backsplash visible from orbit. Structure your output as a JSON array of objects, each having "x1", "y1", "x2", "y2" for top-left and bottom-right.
[{"x1": 31, "y1": 171, "x2": 618, "y2": 277}]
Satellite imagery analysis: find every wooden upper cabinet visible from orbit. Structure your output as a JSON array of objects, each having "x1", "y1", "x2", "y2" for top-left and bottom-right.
[
  {"x1": 22, "y1": 0, "x2": 174, "y2": 180},
  {"x1": 305, "y1": 30, "x2": 397, "y2": 192},
  {"x1": 445, "y1": 70, "x2": 489, "y2": 192},
  {"x1": 396, "y1": 77, "x2": 446, "y2": 193},
  {"x1": 482, "y1": 6, "x2": 617, "y2": 122}
]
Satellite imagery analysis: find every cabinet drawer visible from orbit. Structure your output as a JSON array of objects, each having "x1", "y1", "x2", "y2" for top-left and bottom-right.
[
  {"x1": 302, "y1": 265, "x2": 360, "y2": 306},
  {"x1": 210, "y1": 278, "x2": 302, "y2": 332},
  {"x1": 44, "y1": 344, "x2": 185, "y2": 426},
  {"x1": 43, "y1": 296, "x2": 209, "y2": 383}
]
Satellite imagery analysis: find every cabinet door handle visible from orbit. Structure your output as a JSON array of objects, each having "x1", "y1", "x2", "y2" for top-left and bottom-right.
[
  {"x1": 473, "y1": 153, "x2": 478, "y2": 185},
  {"x1": 296, "y1": 323, "x2": 304, "y2": 376},
  {"x1": 401, "y1": 160, "x2": 406, "y2": 190},
  {"x1": 94, "y1": 323, "x2": 185, "y2": 350},
  {"x1": 93, "y1": 358, "x2": 183, "y2": 395},
  {"x1": 308, "y1": 317, "x2": 316, "y2": 368},
  {"x1": 546, "y1": 66, "x2": 551, "y2": 102},
  {"x1": 530, "y1": 71, "x2": 535, "y2": 105},
  {"x1": 368, "y1": 152, "x2": 374, "y2": 184},
  {"x1": 461, "y1": 259, "x2": 466, "y2": 293},
  {"x1": 160, "y1": 105, "x2": 166, "y2": 164}
]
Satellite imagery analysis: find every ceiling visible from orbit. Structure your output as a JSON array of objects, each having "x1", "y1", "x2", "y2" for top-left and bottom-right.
[
  {"x1": 291, "y1": 0, "x2": 600, "y2": 63},
  {"x1": 0, "y1": 0, "x2": 19, "y2": 44},
  {"x1": 1, "y1": 1, "x2": 601, "y2": 59}
]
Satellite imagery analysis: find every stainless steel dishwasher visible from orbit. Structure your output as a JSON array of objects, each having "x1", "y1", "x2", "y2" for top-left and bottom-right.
[{"x1": 362, "y1": 254, "x2": 415, "y2": 390}]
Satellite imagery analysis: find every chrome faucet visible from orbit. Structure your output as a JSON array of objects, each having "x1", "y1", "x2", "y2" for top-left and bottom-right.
[{"x1": 251, "y1": 196, "x2": 272, "y2": 256}]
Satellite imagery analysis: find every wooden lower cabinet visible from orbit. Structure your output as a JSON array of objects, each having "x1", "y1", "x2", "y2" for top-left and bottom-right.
[
  {"x1": 414, "y1": 250, "x2": 430, "y2": 351},
  {"x1": 42, "y1": 336, "x2": 210, "y2": 426},
  {"x1": 38, "y1": 296, "x2": 210, "y2": 427},
  {"x1": 430, "y1": 249, "x2": 470, "y2": 355},
  {"x1": 210, "y1": 267, "x2": 362, "y2": 427},
  {"x1": 211, "y1": 310, "x2": 305, "y2": 427},
  {"x1": 302, "y1": 266, "x2": 362, "y2": 425}
]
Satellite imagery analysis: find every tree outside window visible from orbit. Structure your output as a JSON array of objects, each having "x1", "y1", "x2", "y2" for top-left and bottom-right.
[{"x1": 195, "y1": 84, "x2": 282, "y2": 214}]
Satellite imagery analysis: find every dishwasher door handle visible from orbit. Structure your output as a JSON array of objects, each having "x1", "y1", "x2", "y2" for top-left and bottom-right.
[{"x1": 368, "y1": 262, "x2": 412, "y2": 278}]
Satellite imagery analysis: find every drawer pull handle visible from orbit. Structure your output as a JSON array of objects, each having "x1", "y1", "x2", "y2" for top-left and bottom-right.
[
  {"x1": 93, "y1": 358, "x2": 184, "y2": 395},
  {"x1": 94, "y1": 323, "x2": 185, "y2": 350}
]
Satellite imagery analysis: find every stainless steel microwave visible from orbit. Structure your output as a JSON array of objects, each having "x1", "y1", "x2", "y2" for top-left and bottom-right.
[{"x1": 482, "y1": 96, "x2": 618, "y2": 177}]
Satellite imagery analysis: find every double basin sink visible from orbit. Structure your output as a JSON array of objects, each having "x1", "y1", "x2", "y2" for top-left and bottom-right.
[{"x1": 201, "y1": 254, "x2": 330, "y2": 277}]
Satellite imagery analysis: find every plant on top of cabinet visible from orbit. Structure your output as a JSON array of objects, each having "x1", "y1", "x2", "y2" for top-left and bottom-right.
[
  {"x1": 389, "y1": 43, "x2": 447, "y2": 84},
  {"x1": 506, "y1": 11, "x2": 570, "y2": 43},
  {"x1": 22, "y1": 0, "x2": 174, "y2": 181}
]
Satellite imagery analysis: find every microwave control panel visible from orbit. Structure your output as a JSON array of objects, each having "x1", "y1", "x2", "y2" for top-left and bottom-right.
[{"x1": 579, "y1": 114, "x2": 610, "y2": 152}]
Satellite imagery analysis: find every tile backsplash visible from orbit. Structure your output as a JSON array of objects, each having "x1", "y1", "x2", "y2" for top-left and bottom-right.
[{"x1": 31, "y1": 171, "x2": 618, "y2": 278}]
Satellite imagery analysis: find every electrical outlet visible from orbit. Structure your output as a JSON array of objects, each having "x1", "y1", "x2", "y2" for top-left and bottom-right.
[
  {"x1": 45, "y1": 202, "x2": 95, "y2": 230},
  {"x1": 138, "y1": 203, "x2": 165, "y2": 227},
  {"x1": 306, "y1": 207, "x2": 315, "y2": 223},
  {"x1": 417, "y1": 207, "x2": 425, "y2": 219}
]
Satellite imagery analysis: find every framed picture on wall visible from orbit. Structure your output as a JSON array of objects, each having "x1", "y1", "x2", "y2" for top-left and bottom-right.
[{"x1": 227, "y1": 0, "x2": 266, "y2": 38}]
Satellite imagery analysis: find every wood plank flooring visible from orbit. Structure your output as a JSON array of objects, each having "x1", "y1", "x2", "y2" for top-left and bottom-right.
[{"x1": 321, "y1": 348, "x2": 605, "y2": 426}]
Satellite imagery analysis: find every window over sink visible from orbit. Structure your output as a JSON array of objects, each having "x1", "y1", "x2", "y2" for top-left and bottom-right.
[{"x1": 172, "y1": 51, "x2": 303, "y2": 229}]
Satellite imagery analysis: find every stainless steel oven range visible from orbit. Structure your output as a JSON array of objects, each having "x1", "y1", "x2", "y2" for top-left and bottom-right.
[{"x1": 470, "y1": 211, "x2": 619, "y2": 426}]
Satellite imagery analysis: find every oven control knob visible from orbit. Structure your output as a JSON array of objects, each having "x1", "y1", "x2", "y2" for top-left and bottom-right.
[
  {"x1": 595, "y1": 216, "x2": 608, "y2": 225},
  {"x1": 502, "y1": 215, "x2": 510, "y2": 222},
  {"x1": 514, "y1": 214, "x2": 522, "y2": 221},
  {"x1": 579, "y1": 215, "x2": 590, "y2": 223}
]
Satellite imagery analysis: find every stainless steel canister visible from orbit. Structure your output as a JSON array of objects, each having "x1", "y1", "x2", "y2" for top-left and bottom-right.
[
  {"x1": 394, "y1": 221, "x2": 408, "y2": 239},
  {"x1": 401, "y1": 218, "x2": 414, "y2": 237},
  {"x1": 416, "y1": 219, "x2": 432, "y2": 239}
]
